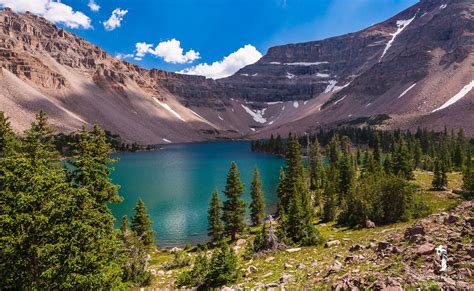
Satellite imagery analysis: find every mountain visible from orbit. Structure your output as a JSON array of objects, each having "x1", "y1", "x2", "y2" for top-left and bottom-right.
[{"x1": 0, "y1": 0, "x2": 473, "y2": 143}]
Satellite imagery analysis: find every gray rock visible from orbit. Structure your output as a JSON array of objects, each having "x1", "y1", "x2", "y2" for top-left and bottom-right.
[
  {"x1": 416, "y1": 243, "x2": 435, "y2": 256},
  {"x1": 349, "y1": 244, "x2": 363, "y2": 252},
  {"x1": 325, "y1": 240, "x2": 341, "y2": 248},
  {"x1": 279, "y1": 274, "x2": 294, "y2": 283},
  {"x1": 366, "y1": 220, "x2": 376, "y2": 228}
]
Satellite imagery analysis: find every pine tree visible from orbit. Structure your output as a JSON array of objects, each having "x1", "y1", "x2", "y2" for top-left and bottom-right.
[
  {"x1": 0, "y1": 112, "x2": 17, "y2": 157},
  {"x1": 373, "y1": 133, "x2": 382, "y2": 164},
  {"x1": 249, "y1": 168, "x2": 266, "y2": 226},
  {"x1": 0, "y1": 113, "x2": 125, "y2": 289},
  {"x1": 309, "y1": 139, "x2": 325, "y2": 190},
  {"x1": 208, "y1": 190, "x2": 224, "y2": 242},
  {"x1": 69, "y1": 125, "x2": 122, "y2": 205},
  {"x1": 276, "y1": 167, "x2": 287, "y2": 215},
  {"x1": 222, "y1": 162, "x2": 246, "y2": 241},
  {"x1": 322, "y1": 182, "x2": 337, "y2": 222},
  {"x1": 120, "y1": 216, "x2": 152, "y2": 286},
  {"x1": 432, "y1": 159, "x2": 448, "y2": 191},
  {"x1": 393, "y1": 138, "x2": 414, "y2": 179},
  {"x1": 205, "y1": 242, "x2": 240, "y2": 287},
  {"x1": 462, "y1": 150, "x2": 474, "y2": 200},
  {"x1": 131, "y1": 199, "x2": 155, "y2": 247}
]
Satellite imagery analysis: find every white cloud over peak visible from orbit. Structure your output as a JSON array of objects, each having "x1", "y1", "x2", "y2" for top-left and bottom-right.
[
  {"x1": 88, "y1": 0, "x2": 100, "y2": 12},
  {"x1": 0, "y1": 0, "x2": 91, "y2": 29},
  {"x1": 134, "y1": 39, "x2": 200, "y2": 64},
  {"x1": 179, "y1": 44, "x2": 262, "y2": 79},
  {"x1": 103, "y1": 8, "x2": 128, "y2": 31}
]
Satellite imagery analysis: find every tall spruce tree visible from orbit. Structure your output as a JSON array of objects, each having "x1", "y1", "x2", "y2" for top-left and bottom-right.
[
  {"x1": 309, "y1": 139, "x2": 325, "y2": 191},
  {"x1": 462, "y1": 150, "x2": 474, "y2": 200},
  {"x1": 249, "y1": 168, "x2": 266, "y2": 226},
  {"x1": 393, "y1": 138, "x2": 414, "y2": 179},
  {"x1": 0, "y1": 113, "x2": 125, "y2": 289},
  {"x1": 432, "y1": 159, "x2": 448, "y2": 191},
  {"x1": 131, "y1": 199, "x2": 155, "y2": 247},
  {"x1": 222, "y1": 162, "x2": 246, "y2": 241},
  {"x1": 208, "y1": 190, "x2": 224, "y2": 242}
]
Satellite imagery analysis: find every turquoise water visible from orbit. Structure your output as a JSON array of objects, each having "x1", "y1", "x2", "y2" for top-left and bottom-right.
[{"x1": 109, "y1": 141, "x2": 284, "y2": 248}]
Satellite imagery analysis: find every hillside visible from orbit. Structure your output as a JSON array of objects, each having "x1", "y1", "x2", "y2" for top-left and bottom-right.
[{"x1": 0, "y1": 0, "x2": 473, "y2": 142}]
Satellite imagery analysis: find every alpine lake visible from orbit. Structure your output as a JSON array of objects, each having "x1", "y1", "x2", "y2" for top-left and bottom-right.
[{"x1": 109, "y1": 141, "x2": 284, "y2": 248}]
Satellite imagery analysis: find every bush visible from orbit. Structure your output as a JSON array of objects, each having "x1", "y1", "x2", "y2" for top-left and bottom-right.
[
  {"x1": 176, "y1": 243, "x2": 239, "y2": 288},
  {"x1": 162, "y1": 251, "x2": 191, "y2": 270}
]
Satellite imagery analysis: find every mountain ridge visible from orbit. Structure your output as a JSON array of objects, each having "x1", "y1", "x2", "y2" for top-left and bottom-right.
[{"x1": 0, "y1": 0, "x2": 473, "y2": 142}]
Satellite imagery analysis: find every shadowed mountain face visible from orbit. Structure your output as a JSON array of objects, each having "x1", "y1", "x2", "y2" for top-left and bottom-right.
[{"x1": 0, "y1": 0, "x2": 473, "y2": 143}]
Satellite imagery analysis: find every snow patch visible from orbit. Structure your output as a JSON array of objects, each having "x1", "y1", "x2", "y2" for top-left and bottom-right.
[
  {"x1": 218, "y1": 115, "x2": 224, "y2": 121},
  {"x1": 303, "y1": 100, "x2": 309, "y2": 105},
  {"x1": 293, "y1": 101, "x2": 299, "y2": 108},
  {"x1": 333, "y1": 95, "x2": 346, "y2": 105},
  {"x1": 433, "y1": 80, "x2": 474, "y2": 112},
  {"x1": 284, "y1": 62, "x2": 328, "y2": 66},
  {"x1": 269, "y1": 62, "x2": 281, "y2": 65},
  {"x1": 282, "y1": 106, "x2": 286, "y2": 111},
  {"x1": 286, "y1": 72, "x2": 296, "y2": 79},
  {"x1": 440, "y1": 4, "x2": 447, "y2": 9},
  {"x1": 241, "y1": 104, "x2": 267, "y2": 123},
  {"x1": 333, "y1": 82, "x2": 351, "y2": 92},
  {"x1": 189, "y1": 108, "x2": 218, "y2": 128},
  {"x1": 153, "y1": 98, "x2": 185, "y2": 122},
  {"x1": 250, "y1": 128, "x2": 256, "y2": 132},
  {"x1": 324, "y1": 80, "x2": 338, "y2": 93},
  {"x1": 266, "y1": 101, "x2": 283, "y2": 105},
  {"x1": 268, "y1": 121, "x2": 274, "y2": 125},
  {"x1": 366, "y1": 103, "x2": 372, "y2": 107},
  {"x1": 252, "y1": 73, "x2": 258, "y2": 76},
  {"x1": 163, "y1": 138, "x2": 172, "y2": 143},
  {"x1": 316, "y1": 73, "x2": 330, "y2": 78},
  {"x1": 398, "y1": 83, "x2": 417, "y2": 98},
  {"x1": 380, "y1": 15, "x2": 416, "y2": 61},
  {"x1": 240, "y1": 73, "x2": 249, "y2": 77}
]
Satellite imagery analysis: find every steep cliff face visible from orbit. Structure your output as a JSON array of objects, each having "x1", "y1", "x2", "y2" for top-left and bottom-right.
[
  {"x1": 0, "y1": 8, "x2": 256, "y2": 143},
  {"x1": 218, "y1": 0, "x2": 474, "y2": 135},
  {"x1": 0, "y1": 0, "x2": 473, "y2": 142}
]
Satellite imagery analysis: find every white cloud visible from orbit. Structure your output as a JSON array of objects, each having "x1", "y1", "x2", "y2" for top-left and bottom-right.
[
  {"x1": 135, "y1": 42, "x2": 153, "y2": 57},
  {"x1": 103, "y1": 8, "x2": 128, "y2": 31},
  {"x1": 115, "y1": 53, "x2": 133, "y2": 60},
  {"x1": 88, "y1": 0, "x2": 100, "y2": 12},
  {"x1": 179, "y1": 44, "x2": 262, "y2": 79},
  {"x1": 133, "y1": 39, "x2": 200, "y2": 64},
  {"x1": 0, "y1": 0, "x2": 91, "y2": 29}
]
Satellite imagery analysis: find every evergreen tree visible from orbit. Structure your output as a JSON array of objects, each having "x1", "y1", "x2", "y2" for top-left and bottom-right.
[
  {"x1": 208, "y1": 190, "x2": 224, "y2": 242},
  {"x1": 322, "y1": 182, "x2": 337, "y2": 222},
  {"x1": 0, "y1": 113, "x2": 125, "y2": 289},
  {"x1": 120, "y1": 216, "x2": 152, "y2": 286},
  {"x1": 249, "y1": 168, "x2": 266, "y2": 226},
  {"x1": 309, "y1": 139, "x2": 325, "y2": 190},
  {"x1": 462, "y1": 150, "x2": 474, "y2": 200},
  {"x1": 432, "y1": 159, "x2": 448, "y2": 191},
  {"x1": 0, "y1": 112, "x2": 17, "y2": 158},
  {"x1": 131, "y1": 199, "x2": 155, "y2": 247},
  {"x1": 205, "y1": 243, "x2": 240, "y2": 287},
  {"x1": 393, "y1": 138, "x2": 414, "y2": 179},
  {"x1": 276, "y1": 167, "x2": 287, "y2": 215},
  {"x1": 373, "y1": 133, "x2": 381, "y2": 164},
  {"x1": 69, "y1": 125, "x2": 122, "y2": 205},
  {"x1": 222, "y1": 162, "x2": 246, "y2": 241}
]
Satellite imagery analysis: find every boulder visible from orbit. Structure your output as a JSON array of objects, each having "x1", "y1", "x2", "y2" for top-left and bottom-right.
[
  {"x1": 350, "y1": 244, "x2": 363, "y2": 252},
  {"x1": 327, "y1": 260, "x2": 343, "y2": 275},
  {"x1": 377, "y1": 241, "x2": 390, "y2": 252},
  {"x1": 404, "y1": 224, "x2": 425, "y2": 240},
  {"x1": 444, "y1": 214, "x2": 459, "y2": 224},
  {"x1": 279, "y1": 274, "x2": 294, "y2": 283},
  {"x1": 297, "y1": 263, "x2": 306, "y2": 269},
  {"x1": 286, "y1": 248, "x2": 301, "y2": 253},
  {"x1": 244, "y1": 265, "x2": 258, "y2": 277},
  {"x1": 366, "y1": 220, "x2": 376, "y2": 228},
  {"x1": 416, "y1": 243, "x2": 435, "y2": 256},
  {"x1": 325, "y1": 240, "x2": 341, "y2": 248},
  {"x1": 284, "y1": 263, "x2": 293, "y2": 269},
  {"x1": 265, "y1": 256, "x2": 275, "y2": 262}
]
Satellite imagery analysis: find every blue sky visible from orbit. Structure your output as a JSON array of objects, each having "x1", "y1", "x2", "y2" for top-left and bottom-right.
[{"x1": 1, "y1": 0, "x2": 417, "y2": 78}]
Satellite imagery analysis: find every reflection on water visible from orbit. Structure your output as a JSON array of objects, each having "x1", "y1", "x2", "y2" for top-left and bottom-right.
[{"x1": 109, "y1": 141, "x2": 284, "y2": 248}]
